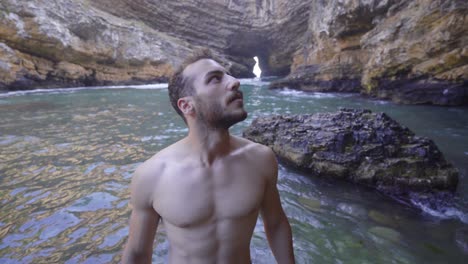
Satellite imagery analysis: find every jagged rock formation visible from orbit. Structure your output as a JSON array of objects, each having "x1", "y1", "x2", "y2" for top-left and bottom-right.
[
  {"x1": 0, "y1": 0, "x2": 309, "y2": 90},
  {"x1": 0, "y1": 0, "x2": 179, "y2": 89},
  {"x1": 243, "y1": 108, "x2": 459, "y2": 194},
  {"x1": 1, "y1": 0, "x2": 467, "y2": 105},
  {"x1": 273, "y1": 0, "x2": 468, "y2": 105}
]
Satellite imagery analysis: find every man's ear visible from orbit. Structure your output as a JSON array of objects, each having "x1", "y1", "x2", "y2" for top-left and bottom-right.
[{"x1": 177, "y1": 97, "x2": 195, "y2": 115}]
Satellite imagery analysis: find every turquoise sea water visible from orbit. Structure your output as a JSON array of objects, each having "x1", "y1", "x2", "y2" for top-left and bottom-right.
[{"x1": 0, "y1": 79, "x2": 467, "y2": 263}]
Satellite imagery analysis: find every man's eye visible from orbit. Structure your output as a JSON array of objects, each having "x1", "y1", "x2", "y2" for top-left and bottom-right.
[{"x1": 210, "y1": 76, "x2": 221, "y2": 83}]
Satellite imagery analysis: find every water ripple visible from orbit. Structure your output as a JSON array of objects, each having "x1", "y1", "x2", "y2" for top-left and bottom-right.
[{"x1": 1, "y1": 84, "x2": 467, "y2": 263}]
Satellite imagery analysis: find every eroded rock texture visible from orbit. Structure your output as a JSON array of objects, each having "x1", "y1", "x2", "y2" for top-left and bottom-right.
[
  {"x1": 0, "y1": 0, "x2": 310, "y2": 89},
  {"x1": 1, "y1": 0, "x2": 467, "y2": 105},
  {"x1": 274, "y1": 0, "x2": 468, "y2": 105},
  {"x1": 243, "y1": 108, "x2": 459, "y2": 193}
]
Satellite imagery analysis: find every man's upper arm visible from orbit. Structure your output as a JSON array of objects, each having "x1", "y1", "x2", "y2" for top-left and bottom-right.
[
  {"x1": 259, "y1": 147, "x2": 286, "y2": 228},
  {"x1": 258, "y1": 146, "x2": 295, "y2": 263},
  {"x1": 123, "y1": 164, "x2": 161, "y2": 262}
]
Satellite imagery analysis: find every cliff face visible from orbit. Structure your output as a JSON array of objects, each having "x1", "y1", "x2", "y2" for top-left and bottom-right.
[
  {"x1": 1, "y1": 0, "x2": 467, "y2": 105},
  {"x1": 0, "y1": 0, "x2": 180, "y2": 89},
  {"x1": 0, "y1": 0, "x2": 310, "y2": 89},
  {"x1": 89, "y1": 0, "x2": 310, "y2": 76},
  {"x1": 283, "y1": 0, "x2": 468, "y2": 105}
]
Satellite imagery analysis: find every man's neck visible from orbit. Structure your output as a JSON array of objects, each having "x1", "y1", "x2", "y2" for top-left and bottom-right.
[{"x1": 186, "y1": 122, "x2": 232, "y2": 166}]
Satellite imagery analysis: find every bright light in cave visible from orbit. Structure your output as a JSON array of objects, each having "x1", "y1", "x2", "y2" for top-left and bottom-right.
[{"x1": 253, "y1": 56, "x2": 261, "y2": 78}]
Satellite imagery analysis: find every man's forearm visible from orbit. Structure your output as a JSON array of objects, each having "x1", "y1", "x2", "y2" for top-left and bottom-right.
[
  {"x1": 122, "y1": 247, "x2": 152, "y2": 264},
  {"x1": 266, "y1": 219, "x2": 295, "y2": 264}
]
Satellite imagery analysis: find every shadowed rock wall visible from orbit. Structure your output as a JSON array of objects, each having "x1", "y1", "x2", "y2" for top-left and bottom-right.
[{"x1": 90, "y1": 0, "x2": 310, "y2": 75}]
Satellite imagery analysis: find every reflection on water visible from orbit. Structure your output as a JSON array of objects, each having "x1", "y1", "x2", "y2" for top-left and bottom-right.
[{"x1": 0, "y1": 84, "x2": 467, "y2": 263}]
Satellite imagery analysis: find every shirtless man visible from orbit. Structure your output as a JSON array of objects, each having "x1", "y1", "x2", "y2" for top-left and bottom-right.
[{"x1": 122, "y1": 50, "x2": 295, "y2": 264}]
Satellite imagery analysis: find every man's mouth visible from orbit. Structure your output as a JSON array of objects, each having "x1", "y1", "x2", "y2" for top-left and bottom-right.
[{"x1": 227, "y1": 92, "x2": 243, "y2": 104}]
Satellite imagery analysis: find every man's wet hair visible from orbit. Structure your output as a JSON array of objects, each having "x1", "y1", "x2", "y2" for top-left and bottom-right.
[{"x1": 168, "y1": 49, "x2": 225, "y2": 123}]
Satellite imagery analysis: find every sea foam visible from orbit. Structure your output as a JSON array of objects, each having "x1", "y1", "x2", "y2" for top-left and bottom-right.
[
  {"x1": 239, "y1": 78, "x2": 270, "y2": 86},
  {"x1": 0, "y1": 83, "x2": 168, "y2": 97},
  {"x1": 411, "y1": 196, "x2": 468, "y2": 224}
]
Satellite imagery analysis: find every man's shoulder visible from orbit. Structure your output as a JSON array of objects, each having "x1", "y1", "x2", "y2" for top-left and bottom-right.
[
  {"x1": 232, "y1": 135, "x2": 276, "y2": 161},
  {"x1": 233, "y1": 136, "x2": 278, "y2": 181},
  {"x1": 133, "y1": 140, "x2": 184, "y2": 182}
]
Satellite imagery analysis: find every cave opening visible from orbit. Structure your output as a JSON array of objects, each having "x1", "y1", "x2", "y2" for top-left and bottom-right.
[{"x1": 252, "y1": 56, "x2": 262, "y2": 78}]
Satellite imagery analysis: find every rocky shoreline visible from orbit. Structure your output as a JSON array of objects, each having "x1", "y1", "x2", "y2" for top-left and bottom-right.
[
  {"x1": 2, "y1": 73, "x2": 169, "y2": 92},
  {"x1": 243, "y1": 108, "x2": 459, "y2": 194},
  {"x1": 269, "y1": 74, "x2": 468, "y2": 106}
]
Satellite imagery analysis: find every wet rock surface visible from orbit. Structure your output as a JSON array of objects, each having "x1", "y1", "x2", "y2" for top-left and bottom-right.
[
  {"x1": 269, "y1": 64, "x2": 362, "y2": 93},
  {"x1": 243, "y1": 108, "x2": 459, "y2": 193}
]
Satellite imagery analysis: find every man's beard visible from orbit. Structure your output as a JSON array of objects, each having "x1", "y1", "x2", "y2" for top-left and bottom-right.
[{"x1": 194, "y1": 95, "x2": 247, "y2": 130}]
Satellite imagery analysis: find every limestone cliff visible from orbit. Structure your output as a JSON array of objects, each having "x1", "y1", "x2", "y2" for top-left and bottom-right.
[
  {"x1": 0, "y1": 0, "x2": 189, "y2": 89},
  {"x1": 276, "y1": 0, "x2": 468, "y2": 105},
  {"x1": 0, "y1": 0, "x2": 309, "y2": 89},
  {"x1": 0, "y1": 0, "x2": 466, "y2": 105}
]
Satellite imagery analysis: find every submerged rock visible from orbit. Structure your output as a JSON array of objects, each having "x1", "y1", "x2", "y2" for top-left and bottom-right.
[
  {"x1": 455, "y1": 227, "x2": 468, "y2": 254},
  {"x1": 368, "y1": 210, "x2": 396, "y2": 227},
  {"x1": 336, "y1": 203, "x2": 367, "y2": 219},
  {"x1": 368, "y1": 226, "x2": 402, "y2": 243},
  {"x1": 243, "y1": 108, "x2": 458, "y2": 193},
  {"x1": 297, "y1": 196, "x2": 321, "y2": 212}
]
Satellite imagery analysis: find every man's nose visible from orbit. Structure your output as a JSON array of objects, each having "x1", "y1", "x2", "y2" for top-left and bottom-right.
[{"x1": 227, "y1": 76, "x2": 240, "y2": 91}]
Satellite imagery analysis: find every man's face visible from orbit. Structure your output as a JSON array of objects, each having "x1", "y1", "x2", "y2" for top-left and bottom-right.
[{"x1": 183, "y1": 59, "x2": 247, "y2": 129}]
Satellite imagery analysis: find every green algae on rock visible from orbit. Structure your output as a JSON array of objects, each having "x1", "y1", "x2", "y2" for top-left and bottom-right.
[{"x1": 243, "y1": 108, "x2": 459, "y2": 194}]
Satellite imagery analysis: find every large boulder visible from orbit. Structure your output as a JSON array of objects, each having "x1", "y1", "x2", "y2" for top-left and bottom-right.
[{"x1": 243, "y1": 108, "x2": 458, "y2": 193}]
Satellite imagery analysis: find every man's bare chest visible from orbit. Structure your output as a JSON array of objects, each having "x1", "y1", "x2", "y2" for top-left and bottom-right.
[{"x1": 152, "y1": 161, "x2": 266, "y2": 228}]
